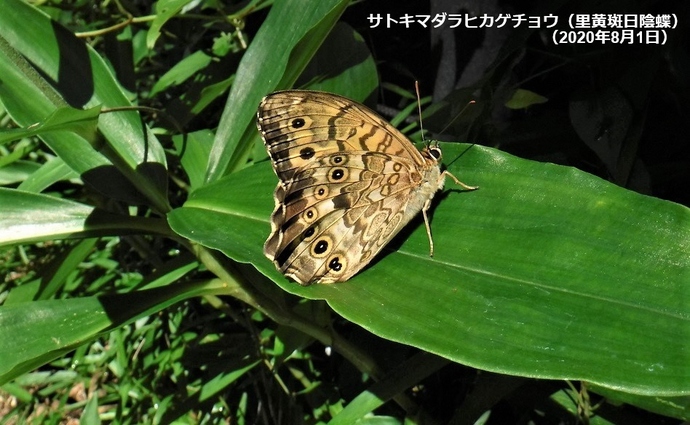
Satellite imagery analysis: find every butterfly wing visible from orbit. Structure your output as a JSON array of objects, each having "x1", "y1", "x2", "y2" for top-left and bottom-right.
[
  {"x1": 264, "y1": 151, "x2": 437, "y2": 284},
  {"x1": 258, "y1": 90, "x2": 444, "y2": 285},
  {"x1": 257, "y1": 90, "x2": 428, "y2": 184}
]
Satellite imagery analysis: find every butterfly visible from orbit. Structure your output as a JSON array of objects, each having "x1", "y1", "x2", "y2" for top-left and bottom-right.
[{"x1": 257, "y1": 90, "x2": 476, "y2": 285}]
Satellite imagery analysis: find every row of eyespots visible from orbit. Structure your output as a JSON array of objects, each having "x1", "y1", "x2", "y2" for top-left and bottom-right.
[{"x1": 289, "y1": 117, "x2": 348, "y2": 278}]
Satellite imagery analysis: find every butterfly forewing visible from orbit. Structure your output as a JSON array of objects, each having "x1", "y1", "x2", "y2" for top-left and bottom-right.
[{"x1": 257, "y1": 91, "x2": 427, "y2": 183}]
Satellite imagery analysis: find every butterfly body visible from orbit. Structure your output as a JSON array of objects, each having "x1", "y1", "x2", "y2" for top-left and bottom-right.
[{"x1": 257, "y1": 90, "x2": 472, "y2": 285}]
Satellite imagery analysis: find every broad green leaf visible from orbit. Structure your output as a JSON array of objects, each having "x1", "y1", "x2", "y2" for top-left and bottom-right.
[
  {"x1": 174, "y1": 130, "x2": 215, "y2": 191},
  {"x1": 17, "y1": 158, "x2": 79, "y2": 193},
  {"x1": 0, "y1": 33, "x2": 109, "y2": 176},
  {"x1": 0, "y1": 275, "x2": 226, "y2": 384},
  {"x1": 205, "y1": 0, "x2": 350, "y2": 182},
  {"x1": 0, "y1": 161, "x2": 40, "y2": 185},
  {"x1": 0, "y1": 106, "x2": 100, "y2": 144},
  {"x1": 298, "y1": 22, "x2": 378, "y2": 102},
  {"x1": 0, "y1": 0, "x2": 169, "y2": 211},
  {"x1": 149, "y1": 50, "x2": 213, "y2": 97},
  {"x1": 169, "y1": 143, "x2": 690, "y2": 395},
  {"x1": 191, "y1": 75, "x2": 235, "y2": 116},
  {"x1": 0, "y1": 296, "x2": 116, "y2": 381},
  {"x1": 589, "y1": 384, "x2": 690, "y2": 420},
  {"x1": 0, "y1": 188, "x2": 169, "y2": 245}
]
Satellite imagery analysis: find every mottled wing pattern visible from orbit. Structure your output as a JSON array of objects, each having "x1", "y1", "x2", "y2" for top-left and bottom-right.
[
  {"x1": 257, "y1": 90, "x2": 427, "y2": 183},
  {"x1": 264, "y1": 151, "x2": 427, "y2": 284},
  {"x1": 257, "y1": 90, "x2": 443, "y2": 285}
]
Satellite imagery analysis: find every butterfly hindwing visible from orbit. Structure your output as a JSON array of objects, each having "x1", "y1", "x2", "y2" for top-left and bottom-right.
[{"x1": 265, "y1": 151, "x2": 428, "y2": 283}]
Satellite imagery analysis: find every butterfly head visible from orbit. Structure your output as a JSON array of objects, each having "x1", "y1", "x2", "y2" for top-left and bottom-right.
[{"x1": 422, "y1": 141, "x2": 443, "y2": 164}]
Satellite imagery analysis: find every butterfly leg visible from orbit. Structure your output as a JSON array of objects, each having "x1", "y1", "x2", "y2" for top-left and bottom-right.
[
  {"x1": 422, "y1": 200, "x2": 435, "y2": 257},
  {"x1": 442, "y1": 171, "x2": 478, "y2": 191},
  {"x1": 423, "y1": 172, "x2": 478, "y2": 258},
  {"x1": 423, "y1": 171, "x2": 478, "y2": 257}
]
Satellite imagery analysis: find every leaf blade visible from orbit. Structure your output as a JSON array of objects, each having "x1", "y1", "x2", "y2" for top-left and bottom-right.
[{"x1": 170, "y1": 143, "x2": 690, "y2": 395}]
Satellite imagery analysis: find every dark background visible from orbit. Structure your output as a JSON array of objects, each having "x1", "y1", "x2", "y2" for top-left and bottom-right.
[{"x1": 337, "y1": 0, "x2": 690, "y2": 208}]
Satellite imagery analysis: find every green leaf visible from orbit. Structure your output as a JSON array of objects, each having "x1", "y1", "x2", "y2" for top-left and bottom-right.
[
  {"x1": 0, "y1": 296, "x2": 115, "y2": 381},
  {"x1": 80, "y1": 391, "x2": 100, "y2": 425},
  {"x1": 0, "y1": 161, "x2": 40, "y2": 185},
  {"x1": 589, "y1": 383, "x2": 690, "y2": 420},
  {"x1": 169, "y1": 143, "x2": 690, "y2": 395},
  {"x1": 0, "y1": 32, "x2": 109, "y2": 177},
  {"x1": 205, "y1": 0, "x2": 350, "y2": 182},
  {"x1": 0, "y1": 106, "x2": 101, "y2": 145},
  {"x1": 174, "y1": 130, "x2": 214, "y2": 191},
  {"x1": 147, "y1": 0, "x2": 195, "y2": 49},
  {"x1": 17, "y1": 158, "x2": 79, "y2": 193},
  {"x1": 298, "y1": 22, "x2": 378, "y2": 101},
  {"x1": 197, "y1": 361, "x2": 260, "y2": 402},
  {"x1": 149, "y1": 50, "x2": 213, "y2": 97},
  {"x1": 0, "y1": 278, "x2": 227, "y2": 384},
  {"x1": 5, "y1": 239, "x2": 99, "y2": 302},
  {"x1": 0, "y1": 188, "x2": 170, "y2": 245},
  {"x1": 0, "y1": 0, "x2": 169, "y2": 211},
  {"x1": 505, "y1": 88, "x2": 548, "y2": 109}
]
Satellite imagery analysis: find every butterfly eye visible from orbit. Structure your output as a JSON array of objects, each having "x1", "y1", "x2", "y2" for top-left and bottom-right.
[{"x1": 429, "y1": 147, "x2": 442, "y2": 160}]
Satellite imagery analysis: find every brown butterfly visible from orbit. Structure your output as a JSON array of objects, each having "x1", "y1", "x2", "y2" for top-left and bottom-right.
[{"x1": 257, "y1": 90, "x2": 476, "y2": 285}]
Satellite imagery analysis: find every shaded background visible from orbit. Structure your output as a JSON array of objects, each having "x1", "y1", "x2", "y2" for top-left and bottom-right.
[{"x1": 335, "y1": 0, "x2": 690, "y2": 207}]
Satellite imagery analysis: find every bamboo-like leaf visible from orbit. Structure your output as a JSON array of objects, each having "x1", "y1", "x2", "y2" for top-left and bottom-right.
[
  {"x1": 0, "y1": 276, "x2": 228, "y2": 384},
  {"x1": 0, "y1": 106, "x2": 100, "y2": 145},
  {"x1": 0, "y1": 188, "x2": 169, "y2": 245},
  {"x1": 205, "y1": 0, "x2": 350, "y2": 181},
  {"x1": 0, "y1": 0, "x2": 169, "y2": 211},
  {"x1": 170, "y1": 143, "x2": 690, "y2": 396}
]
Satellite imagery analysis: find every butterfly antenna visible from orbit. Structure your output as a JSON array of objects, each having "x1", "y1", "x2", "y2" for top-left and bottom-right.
[
  {"x1": 415, "y1": 82, "x2": 475, "y2": 144},
  {"x1": 414, "y1": 81, "x2": 428, "y2": 145},
  {"x1": 438, "y1": 99, "x2": 476, "y2": 136},
  {"x1": 440, "y1": 98, "x2": 478, "y2": 168}
]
